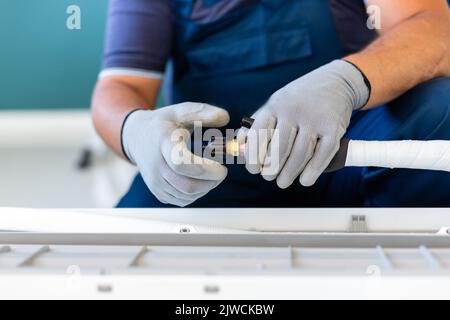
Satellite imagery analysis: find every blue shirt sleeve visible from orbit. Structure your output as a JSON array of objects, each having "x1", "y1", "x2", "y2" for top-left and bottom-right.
[{"x1": 102, "y1": 0, "x2": 173, "y2": 74}]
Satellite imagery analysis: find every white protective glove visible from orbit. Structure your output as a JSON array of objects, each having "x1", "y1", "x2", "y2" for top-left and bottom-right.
[
  {"x1": 242, "y1": 60, "x2": 370, "y2": 188},
  {"x1": 121, "y1": 103, "x2": 230, "y2": 207}
]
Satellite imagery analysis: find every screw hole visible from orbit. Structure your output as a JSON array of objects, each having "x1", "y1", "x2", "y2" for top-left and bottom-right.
[
  {"x1": 204, "y1": 285, "x2": 220, "y2": 294},
  {"x1": 98, "y1": 284, "x2": 113, "y2": 293},
  {"x1": 179, "y1": 227, "x2": 191, "y2": 233}
]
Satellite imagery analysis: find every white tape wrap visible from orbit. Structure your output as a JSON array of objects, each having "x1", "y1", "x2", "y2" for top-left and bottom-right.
[{"x1": 346, "y1": 140, "x2": 450, "y2": 172}]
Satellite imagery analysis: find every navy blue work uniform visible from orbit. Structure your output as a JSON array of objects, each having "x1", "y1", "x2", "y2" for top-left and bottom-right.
[{"x1": 102, "y1": 0, "x2": 450, "y2": 207}]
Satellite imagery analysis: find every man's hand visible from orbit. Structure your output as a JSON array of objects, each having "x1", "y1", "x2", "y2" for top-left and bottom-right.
[
  {"x1": 122, "y1": 103, "x2": 229, "y2": 207},
  {"x1": 243, "y1": 60, "x2": 370, "y2": 188}
]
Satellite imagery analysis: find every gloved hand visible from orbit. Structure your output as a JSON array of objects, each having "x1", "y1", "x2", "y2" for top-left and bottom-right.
[
  {"x1": 242, "y1": 60, "x2": 370, "y2": 188},
  {"x1": 122, "y1": 103, "x2": 230, "y2": 207}
]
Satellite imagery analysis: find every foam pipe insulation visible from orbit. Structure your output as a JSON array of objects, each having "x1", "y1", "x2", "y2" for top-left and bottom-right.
[{"x1": 327, "y1": 139, "x2": 450, "y2": 173}]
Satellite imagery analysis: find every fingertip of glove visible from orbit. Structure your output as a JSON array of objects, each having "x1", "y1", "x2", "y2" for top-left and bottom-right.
[
  {"x1": 299, "y1": 172, "x2": 318, "y2": 187},
  {"x1": 261, "y1": 173, "x2": 276, "y2": 182},
  {"x1": 236, "y1": 128, "x2": 249, "y2": 144},
  {"x1": 206, "y1": 160, "x2": 228, "y2": 181},
  {"x1": 218, "y1": 165, "x2": 228, "y2": 180},
  {"x1": 201, "y1": 162, "x2": 228, "y2": 181},
  {"x1": 246, "y1": 164, "x2": 262, "y2": 175},
  {"x1": 200, "y1": 104, "x2": 230, "y2": 126},
  {"x1": 276, "y1": 177, "x2": 292, "y2": 190}
]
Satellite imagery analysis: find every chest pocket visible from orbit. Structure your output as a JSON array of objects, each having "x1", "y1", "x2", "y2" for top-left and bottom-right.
[{"x1": 173, "y1": 0, "x2": 314, "y2": 78}]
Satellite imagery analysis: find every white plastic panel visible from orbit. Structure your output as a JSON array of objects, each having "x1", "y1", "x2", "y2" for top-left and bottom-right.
[
  {"x1": 2, "y1": 245, "x2": 450, "y2": 275},
  {"x1": 293, "y1": 248, "x2": 381, "y2": 270}
]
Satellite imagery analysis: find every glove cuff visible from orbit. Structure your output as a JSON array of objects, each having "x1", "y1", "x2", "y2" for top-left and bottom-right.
[
  {"x1": 121, "y1": 108, "x2": 146, "y2": 163},
  {"x1": 342, "y1": 59, "x2": 372, "y2": 109},
  {"x1": 331, "y1": 59, "x2": 371, "y2": 110}
]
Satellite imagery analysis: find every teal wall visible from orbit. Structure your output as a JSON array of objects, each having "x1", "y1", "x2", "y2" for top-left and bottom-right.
[{"x1": 0, "y1": 0, "x2": 109, "y2": 109}]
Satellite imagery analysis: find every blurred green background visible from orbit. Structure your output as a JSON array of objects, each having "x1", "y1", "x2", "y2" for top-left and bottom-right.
[{"x1": 0, "y1": 0, "x2": 108, "y2": 109}]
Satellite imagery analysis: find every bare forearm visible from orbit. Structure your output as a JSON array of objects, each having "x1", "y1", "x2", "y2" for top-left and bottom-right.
[
  {"x1": 91, "y1": 77, "x2": 160, "y2": 158},
  {"x1": 346, "y1": 10, "x2": 450, "y2": 109}
]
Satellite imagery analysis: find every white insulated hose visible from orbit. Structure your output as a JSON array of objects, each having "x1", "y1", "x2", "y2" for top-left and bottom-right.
[{"x1": 345, "y1": 140, "x2": 450, "y2": 172}]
